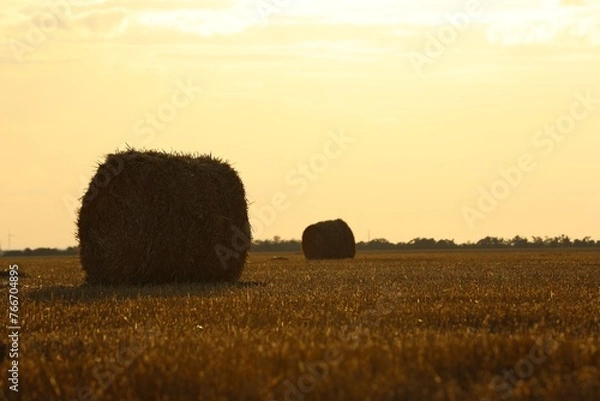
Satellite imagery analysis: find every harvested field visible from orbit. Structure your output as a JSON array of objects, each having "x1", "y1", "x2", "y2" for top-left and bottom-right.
[{"x1": 1, "y1": 250, "x2": 599, "y2": 400}]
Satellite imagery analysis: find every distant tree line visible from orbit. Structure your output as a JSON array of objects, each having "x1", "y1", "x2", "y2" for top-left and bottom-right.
[
  {"x1": 1, "y1": 235, "x2": 598, "y2": 257},
  {"x1": 252, "y1": 235, "x2": 599, "y2": 252},
  {"x1": 1, "y1": 247, "x2": 79, "y2": 257}
]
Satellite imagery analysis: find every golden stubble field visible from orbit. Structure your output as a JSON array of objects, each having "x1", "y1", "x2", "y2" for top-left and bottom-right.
[{"x1": 1, "y1": 250, "x2": 599, "y2": 401}]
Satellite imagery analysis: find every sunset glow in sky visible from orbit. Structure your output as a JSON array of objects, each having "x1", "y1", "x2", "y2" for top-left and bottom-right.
[{"x1": 1, "y1": 0, "x2": 599, "y2": 249}]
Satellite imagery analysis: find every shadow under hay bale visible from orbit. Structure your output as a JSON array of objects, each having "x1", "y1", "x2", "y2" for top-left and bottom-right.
[
  {"x1": 28, "y1": 281, "x2": 267, "y2": 303},
  {"x1": 301, "y1": 218, "x2": 356, "y2": 260},
  {"x1": 77, "y1": 149, "x2": 251, "y2": 285}
]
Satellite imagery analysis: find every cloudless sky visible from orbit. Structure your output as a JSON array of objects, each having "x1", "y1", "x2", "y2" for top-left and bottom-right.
[{"x1": 1, "y1": 0, "x2": 599, "y2": 249}]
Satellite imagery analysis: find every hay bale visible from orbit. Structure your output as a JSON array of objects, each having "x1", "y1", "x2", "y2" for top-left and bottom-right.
[
  {"x1": 301, "y1": 219, "x2": 355, "y2": 260},
  {"x1": 76, "y1": 149, "x2": 251, "y2": 285}
]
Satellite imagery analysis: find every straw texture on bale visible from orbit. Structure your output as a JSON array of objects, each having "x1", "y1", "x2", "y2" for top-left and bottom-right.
[
  {"x1": 301, "y1": 218, "x2": 356, "y2": 260},
  {"x1": 77, "y1": 149, "x2": 251, "y2": 285}
]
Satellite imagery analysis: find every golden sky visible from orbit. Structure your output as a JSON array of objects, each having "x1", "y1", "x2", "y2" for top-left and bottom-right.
[{"x1": 1, "y1": 0, "x2": 599, "y2": 249}]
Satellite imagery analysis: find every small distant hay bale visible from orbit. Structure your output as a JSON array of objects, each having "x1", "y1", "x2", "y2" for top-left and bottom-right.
[
  {"x1": 301, "y1": 218, "x2": 356, "y2": 260},
  {"x1": 77, "y1": 149, "x2": 251, "y2": 285}
]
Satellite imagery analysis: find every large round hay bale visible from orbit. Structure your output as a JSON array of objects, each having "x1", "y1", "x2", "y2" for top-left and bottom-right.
[
  {"x1": 76, "y1": 149, "x2": 251, "y2": 285},
  {"x1": 301, "y1": 219, "x2": 356, "y2": 260}
]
